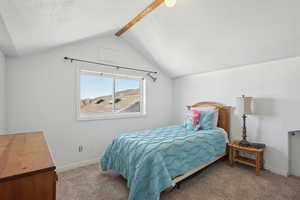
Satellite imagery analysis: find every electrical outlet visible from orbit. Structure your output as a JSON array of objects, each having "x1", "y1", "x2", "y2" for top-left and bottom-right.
[{"x1": 78, "y1": 145, "x2": 83, "y2": 152}]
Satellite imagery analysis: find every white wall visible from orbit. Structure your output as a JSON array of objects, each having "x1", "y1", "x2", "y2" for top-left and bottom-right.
[
  {"x1": 6, "y1": 33, "x2": 299, "y2": 176},
  {"x1": 173, "y1": 57, "x2": 300, "y2": 176},
  {"x1": 6, "y1": 36, "x2": 173, "y2": 171},
  {"x1": 0, "y1": 50, "x2": 6, "y2": 132}
]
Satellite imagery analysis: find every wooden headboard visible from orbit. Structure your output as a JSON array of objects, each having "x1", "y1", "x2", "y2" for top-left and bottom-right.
[{"x1": 187, "y1": 102, "x2": 231, "y2": 140}]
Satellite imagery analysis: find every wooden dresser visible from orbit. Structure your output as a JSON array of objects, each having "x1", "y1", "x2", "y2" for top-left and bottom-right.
[{"x1": 0, "y1": 132, "x2": 57, "y2": 200}]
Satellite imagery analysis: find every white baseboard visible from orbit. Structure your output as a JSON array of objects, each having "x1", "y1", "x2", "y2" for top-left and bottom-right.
[
  {"x1": 265, "y1": 165, "x2": 289, "y2": 177},
  {"x1": 56, "y1": 158, "x2": 99, "y2": 172}
]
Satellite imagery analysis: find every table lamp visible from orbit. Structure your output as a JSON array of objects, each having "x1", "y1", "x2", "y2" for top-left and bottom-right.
[{"x1": 236, "y1": 95, "x2": 253, "y2": 146}]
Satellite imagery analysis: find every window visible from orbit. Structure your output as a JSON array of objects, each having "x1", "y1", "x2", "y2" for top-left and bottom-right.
[{"x1": 78, "y1": 69, "x2": 145, "y2": 120}]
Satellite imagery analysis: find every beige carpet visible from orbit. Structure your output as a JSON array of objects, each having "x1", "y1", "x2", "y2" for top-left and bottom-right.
[{"x1": 57, "y1": 160, "x2": 300, "y2": 200}]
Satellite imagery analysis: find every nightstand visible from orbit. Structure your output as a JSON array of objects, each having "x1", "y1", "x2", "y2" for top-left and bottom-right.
[{"x1": 228, "y1": 141, "x2": 266, "y2": 176}]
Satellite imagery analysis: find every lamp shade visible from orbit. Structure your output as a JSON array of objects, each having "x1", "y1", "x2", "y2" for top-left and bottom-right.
[{"x1": 236, "y1": 96, "x2": 253, "y2": 115}]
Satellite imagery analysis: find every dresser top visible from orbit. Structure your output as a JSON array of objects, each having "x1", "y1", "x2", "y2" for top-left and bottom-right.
[{"x1": 0, "y1": 132, "x2": 55, "y2": 181}]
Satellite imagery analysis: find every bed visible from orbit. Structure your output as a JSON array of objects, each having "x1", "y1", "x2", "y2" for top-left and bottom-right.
[{"x1": 101, "y1": 102, "x2": 231, "y2": 200}]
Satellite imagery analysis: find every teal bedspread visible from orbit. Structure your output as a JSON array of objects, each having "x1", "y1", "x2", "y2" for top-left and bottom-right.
[{"x1": 101, "y1": 125, "x2": 227, "y2": 200}]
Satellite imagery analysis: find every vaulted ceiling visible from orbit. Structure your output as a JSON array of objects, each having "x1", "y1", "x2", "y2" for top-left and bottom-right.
[
  {"x1": 1, "y1": 0, "x2": 300, "y2": 77},
  {"x1": 0, "y1": 0, "x2": 150, "y2": 56}
]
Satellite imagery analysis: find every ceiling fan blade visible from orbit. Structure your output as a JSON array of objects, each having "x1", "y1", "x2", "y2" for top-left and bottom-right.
[{"x1": 115, "y1": 0, "x2": 164, "y2": 37}]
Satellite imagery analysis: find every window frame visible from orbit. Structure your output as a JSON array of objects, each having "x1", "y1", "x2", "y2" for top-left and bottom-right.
[{"x1": 77, "y1": 67, "x2": 146, "y2": 120}]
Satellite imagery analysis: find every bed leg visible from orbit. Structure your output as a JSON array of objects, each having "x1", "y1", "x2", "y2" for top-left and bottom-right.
[
  {"x1": 222, "y1": 154, "x2": 228, "y2": 161},
  {"x1": 164, "y1": 186, "x2": 175, "y2": 193}
]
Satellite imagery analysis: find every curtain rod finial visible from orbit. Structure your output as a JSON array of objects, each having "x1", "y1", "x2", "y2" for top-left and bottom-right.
[
  {"x1": 64, "y1": 57, "x2": 73, "y2": 63},
  {"x1": 147, "y1": 73, "x2": 157, "y2": 82}
]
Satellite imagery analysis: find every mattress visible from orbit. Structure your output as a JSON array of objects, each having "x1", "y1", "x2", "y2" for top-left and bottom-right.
[{"x1": 101, "y1": 125, "x2": 227, "y2": 200}]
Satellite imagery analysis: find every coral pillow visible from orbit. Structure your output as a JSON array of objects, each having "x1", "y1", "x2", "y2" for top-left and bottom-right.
[
  {"x1": 193, "y1": 106, "x2": 219, "y2": 128},
  {"x1": 183, "y1": 109, "x2": 201, "y2": 131}
]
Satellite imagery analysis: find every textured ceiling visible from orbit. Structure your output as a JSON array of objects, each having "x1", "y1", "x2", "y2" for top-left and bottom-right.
[
  {"x1": 0, "y1": 0, "x2": 300, "y2": 77},
  {"x1": 0, "y1": 0, "x2": 151, "y2": 56}
]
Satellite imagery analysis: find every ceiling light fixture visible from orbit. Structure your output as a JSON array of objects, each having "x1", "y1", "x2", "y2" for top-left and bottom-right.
[{"x1": 165, "y1": 0, "x2": 176, "y2": 7}]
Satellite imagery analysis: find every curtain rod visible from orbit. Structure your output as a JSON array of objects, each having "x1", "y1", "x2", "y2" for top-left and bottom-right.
[{"x1": 64, "y1": 57, "x2": 158, "y2": 75}]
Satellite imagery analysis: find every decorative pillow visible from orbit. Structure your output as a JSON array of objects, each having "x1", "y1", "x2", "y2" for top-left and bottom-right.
[
  {"x1": 183, "y1": 109, "x2": 201, "y2": 131},
  {"x1": 193, "y1": 106, "x2": 219, "y2": 128},
  {"x1": 199, "y1": 111, "x2": 215, "y2": 130}
]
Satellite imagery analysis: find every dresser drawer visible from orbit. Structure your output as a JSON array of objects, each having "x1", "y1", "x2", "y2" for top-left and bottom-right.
[{"x1": 0, "y1": 171, "x2": 57, "y2": 200}]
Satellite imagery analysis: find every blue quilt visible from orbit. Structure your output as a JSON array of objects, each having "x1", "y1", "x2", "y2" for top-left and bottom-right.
[{"x1": 101, "y1": 125, "x2": 227, "y2": 200}]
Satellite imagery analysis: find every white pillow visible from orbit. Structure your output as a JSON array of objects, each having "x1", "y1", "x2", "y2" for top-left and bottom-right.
[{"x1": 192, "y1": 106, "x2": 219, "y2": 128}]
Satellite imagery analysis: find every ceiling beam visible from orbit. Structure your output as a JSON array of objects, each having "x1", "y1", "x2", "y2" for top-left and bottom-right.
[{"x1": 115, "y1": 0, "x2": 164, "y2": 37}]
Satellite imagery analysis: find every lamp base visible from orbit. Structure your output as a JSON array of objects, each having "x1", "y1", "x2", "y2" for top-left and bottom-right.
[{"x1": 239, "y1": 139, "x2": 250, "y2": 147}]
